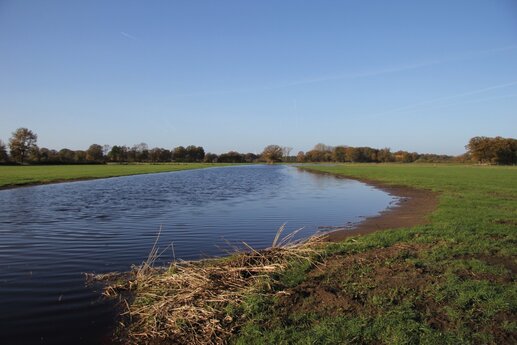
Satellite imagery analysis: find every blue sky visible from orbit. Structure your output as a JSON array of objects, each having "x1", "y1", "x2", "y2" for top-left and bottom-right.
[{"x1": 0, "y1": 0, "x2": 516, "y2": 155}]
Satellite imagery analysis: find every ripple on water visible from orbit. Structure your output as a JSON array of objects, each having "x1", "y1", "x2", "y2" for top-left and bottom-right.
[{"x1": 0, "y1": 165, "x2": 397, "y2": 344}]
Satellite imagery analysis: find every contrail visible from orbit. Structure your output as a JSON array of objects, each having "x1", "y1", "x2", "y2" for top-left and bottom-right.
[{"x1": 120, "y1": 31, "x2": 138, "y2": 40}]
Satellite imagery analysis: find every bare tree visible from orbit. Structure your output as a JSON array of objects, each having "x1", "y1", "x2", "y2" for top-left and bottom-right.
[
  {"x1": 102, "y1": 145, "x2": 111, "y2": 157},
  {"x1": 281, "y1": 146, "x2": 293, "y2": 160}
]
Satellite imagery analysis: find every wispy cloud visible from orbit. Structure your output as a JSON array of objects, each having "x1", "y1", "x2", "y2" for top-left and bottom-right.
[
  {"x1": 170, "y1": 44, "x2": 517, "y2": 97},
  {"x1": 370, "y1": 80, "x2": 517, "y2": 117},
  {"x1": 261, "y1": 45, "x2": 517, "y2": 89},
  {"x1": 406, "y1": 93, "x2": 517, "y2": 113},
  {"x1": 120, "y1": 31, "x2": 139, "y2": 40}
]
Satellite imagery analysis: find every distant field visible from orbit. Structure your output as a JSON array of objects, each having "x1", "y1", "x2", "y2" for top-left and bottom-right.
[{"x1": 0, "y1": 163, "x2": 229, "y2": 189}]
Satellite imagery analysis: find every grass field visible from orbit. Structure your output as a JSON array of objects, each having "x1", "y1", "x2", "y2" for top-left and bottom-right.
[
  {"x1": 230, "y1": 164, "x2": 517, "y2": 344},
  {"x1": 0, "y1": 163, "x2": 229, "y2": 189}
]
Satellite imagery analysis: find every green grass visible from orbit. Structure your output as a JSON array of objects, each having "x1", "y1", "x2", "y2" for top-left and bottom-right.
[
  {"x1": 232, "y1": 164, "x2": 517, "y2": 345},
  {"x1": 0, "y1": 163, "x2": 232, "y2": 188}
]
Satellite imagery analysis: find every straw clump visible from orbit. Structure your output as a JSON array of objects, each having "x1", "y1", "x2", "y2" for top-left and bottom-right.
[{"x1": 95, "y1": 225, "x2": 326, "y2": 345}]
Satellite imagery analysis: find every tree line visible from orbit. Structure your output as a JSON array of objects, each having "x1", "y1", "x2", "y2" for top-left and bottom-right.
[
  {"x1": 1, "y1": 128, "x2": 515, "y2": 165},
  {"x1": 295, "y1": 143, "x2": 456, "y2": 163},
  {"x1": 0, "y1": 128, "x2": 260, "y2": 164}
]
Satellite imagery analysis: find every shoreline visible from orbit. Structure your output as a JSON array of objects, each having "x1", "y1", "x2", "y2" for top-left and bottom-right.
[
  {"x1": 0, "y1": 163, "x2": 234, "y2": 191},
  {"x1": 299, "y1": 168, "x2": 439, "y2": 242},
  {"x1": 0, "y1": 177, "x2": 122, "y2": 191}
]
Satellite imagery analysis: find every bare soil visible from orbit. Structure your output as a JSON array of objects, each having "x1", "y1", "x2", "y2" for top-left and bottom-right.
[
  {"x1": 276, "y1": 243, "x2": 516, "y2": 343},
  {"x1": 319, "y1": 173, "x2": 439, "y2": 242}
]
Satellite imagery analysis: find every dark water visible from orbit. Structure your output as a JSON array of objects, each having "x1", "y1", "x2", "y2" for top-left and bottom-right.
[{"x1": 0, "y1": 165, "x2": 397, "y2": 344}]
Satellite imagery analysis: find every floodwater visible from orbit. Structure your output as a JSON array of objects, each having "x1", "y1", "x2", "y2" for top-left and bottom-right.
[{"x1": 0, "y1": 165, "x2": 397, "y2": 344}]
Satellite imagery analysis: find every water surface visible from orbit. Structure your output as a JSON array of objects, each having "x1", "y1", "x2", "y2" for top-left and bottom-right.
[{"x1": 0, "y1": 165, "x2": 397, "y2": 344}]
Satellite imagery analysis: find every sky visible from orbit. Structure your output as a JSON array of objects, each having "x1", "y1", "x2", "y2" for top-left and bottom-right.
[{"x1": 0, "y1": 0, "x2": 516, "y2": 155}]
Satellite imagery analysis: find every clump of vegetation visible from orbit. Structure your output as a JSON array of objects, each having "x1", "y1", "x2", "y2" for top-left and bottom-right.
[{"x1": 94, "y1": 227, "x2": 326, "y2": 345}]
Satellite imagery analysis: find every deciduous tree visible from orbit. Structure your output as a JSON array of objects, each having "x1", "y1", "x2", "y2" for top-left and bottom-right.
[
  {"x1": 296, "y1": 151, "x2": 306, "y2": 163},
  {"x1": 9, "y1": 128, "x2": 37, "y2": 164},
  {"x1": 86, "y1": 144, "x2": 104, "y2": 162},
  {"x1": 261, "y1": 145, "x2": 283, "y2": 163},
  {"x1": 0, "y1": 140, "x2": 8, "y2": 163}
]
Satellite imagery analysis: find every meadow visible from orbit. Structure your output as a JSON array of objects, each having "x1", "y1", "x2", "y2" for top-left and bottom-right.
[
  {"x1": 0, "y1": 163, "x2": 227, "y2": 189},
  {"x1": 102, "y1": 163, "x2": 517, "y2": 344},
  {"x1": 231, "y1": 164, "x2": 517, "y2": 344}
]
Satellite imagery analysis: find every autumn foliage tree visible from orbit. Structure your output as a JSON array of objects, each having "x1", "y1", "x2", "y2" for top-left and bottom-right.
[
  {"x1": 86, "y1": 144, "x2": 104, "y2": 162},
  {"x1": 261, "y1": 145, "x2": 284, "y2": 163},
  {"x1": 9, "y1": 128, "x2": 38, "y2": 163},
  {"x1": 466, "y1": 136, "x2": 517, "y2": 165}
]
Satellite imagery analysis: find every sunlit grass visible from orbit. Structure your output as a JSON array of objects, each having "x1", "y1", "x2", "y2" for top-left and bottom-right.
[
  {"x1": 232, "y1": 163, "x2": 517, "y2": 344},
  {"x1": 0, "y1": 163, "x2": 233, "y2": 188}
]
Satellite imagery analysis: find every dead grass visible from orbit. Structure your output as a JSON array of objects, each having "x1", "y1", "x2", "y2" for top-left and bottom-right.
[{"x1": 92, "y1": 226, "x2": 327, "y2": 345}]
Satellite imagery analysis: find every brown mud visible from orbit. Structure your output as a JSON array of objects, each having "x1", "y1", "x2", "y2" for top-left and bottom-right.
[{"x1": 304, "y1": 171, "x2": 439, "y2": 242}]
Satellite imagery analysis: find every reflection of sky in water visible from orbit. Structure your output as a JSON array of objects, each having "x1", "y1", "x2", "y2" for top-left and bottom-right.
[{"x1": 0, "y1": 165, "x2": 397, "y2": 345}]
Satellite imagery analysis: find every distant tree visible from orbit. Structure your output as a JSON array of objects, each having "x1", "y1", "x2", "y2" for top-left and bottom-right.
[
  {"x1": 492, "y1": 137, "x2": 517, "y2": 165},
  {"x1": 86, "y1": 144, "x2": 104, "y2": 162},
  {"x1": 185, "y1": 145, "x2": 205, "y2": 162},
  {"x1": 149, "y1": 147, "x2": 162, "y2": 162},
  {"x1": 74, "y1": 150, "x2": 87, "y2": 163},
  {"x1": 305, "y1": 149, "x2": 326, "y2": 162},
  {"x1": 345, "y1": 147, "x2": 361, "y2": 162},
  {"x1": 261, "y1": 145, "x2": 283, "y2": 163},
  {"x1": 9, "y1": 128, "x2": 38, "y2": 163},
  {"x1": 172, "y1": 146, "x2": 187, "y2": 162},
  {"x1": 218, "y1": 151, "x2": 244, "y2": 163},
  {"x1": 108, "y1": 145, "x2": 128, "y2": 162},
  {"x1": 102, "y1": 145, "x2": 111, "y2": 157},
  {"x1": 464, "y1": 136, "x2": 517, "y2": 164},
  {"x1": 296, "y1": 151, "x2": 305, "y2": 163},
  {"x1": 131, "y1": 143, "x2": 149, "y2": 162},
  {"x1": 281, "y1": 146, "x2": 293, "y2": 161},
  {"x1": 0, "y1": 140, "x2": 9, "y2": 163},
  {"x1": 304, "y1": 143, "x2": 333, "y2": 162},
  {"x1": 59, "y1": 148, "x2": 75, "y2": 163},
  {"x1": 159, "y1": 148, "x2": 172, "y2": 162},
  {"x1": 27, "y1": 146, "x2": 41, "y2": 163},
  {"x1": 454, "y1": 152, "x2": 472, "y2": 164},
  {"x1": 127, "y1": 148, "x2": 136, "y2": 162},
  {"x1": 332, "y1": 146, "x2": 347, "y2": 162},
  {"x1": 204, "y1": 153, "x2": 218, "y2": 163},
  {"x1": 244, "y1": 153, "x2": 258, "y2": 163},
  {"x1": 38, "y1": 148, "x2": 59, "y2": 163},
  {"x1": 377, "y1": 148, "x2": 394, "y2": 162},
  {"x1": 313, "y1": 143, "x2": 333, "y2": 152}
]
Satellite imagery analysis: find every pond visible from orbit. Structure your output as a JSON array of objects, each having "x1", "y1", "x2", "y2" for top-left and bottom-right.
[{"x1": 0, "y1": 165, "x2": 398, "y2": 344}]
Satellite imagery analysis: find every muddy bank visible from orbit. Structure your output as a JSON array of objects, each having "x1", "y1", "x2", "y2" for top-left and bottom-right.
[{"x1": 301, "y1": 169, "x2": 439, "y2": 242}]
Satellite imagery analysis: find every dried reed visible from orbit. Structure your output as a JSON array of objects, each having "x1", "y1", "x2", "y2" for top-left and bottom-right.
[{"x1": 93, "y1": 226, "x2": 327, "y2": 345}]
